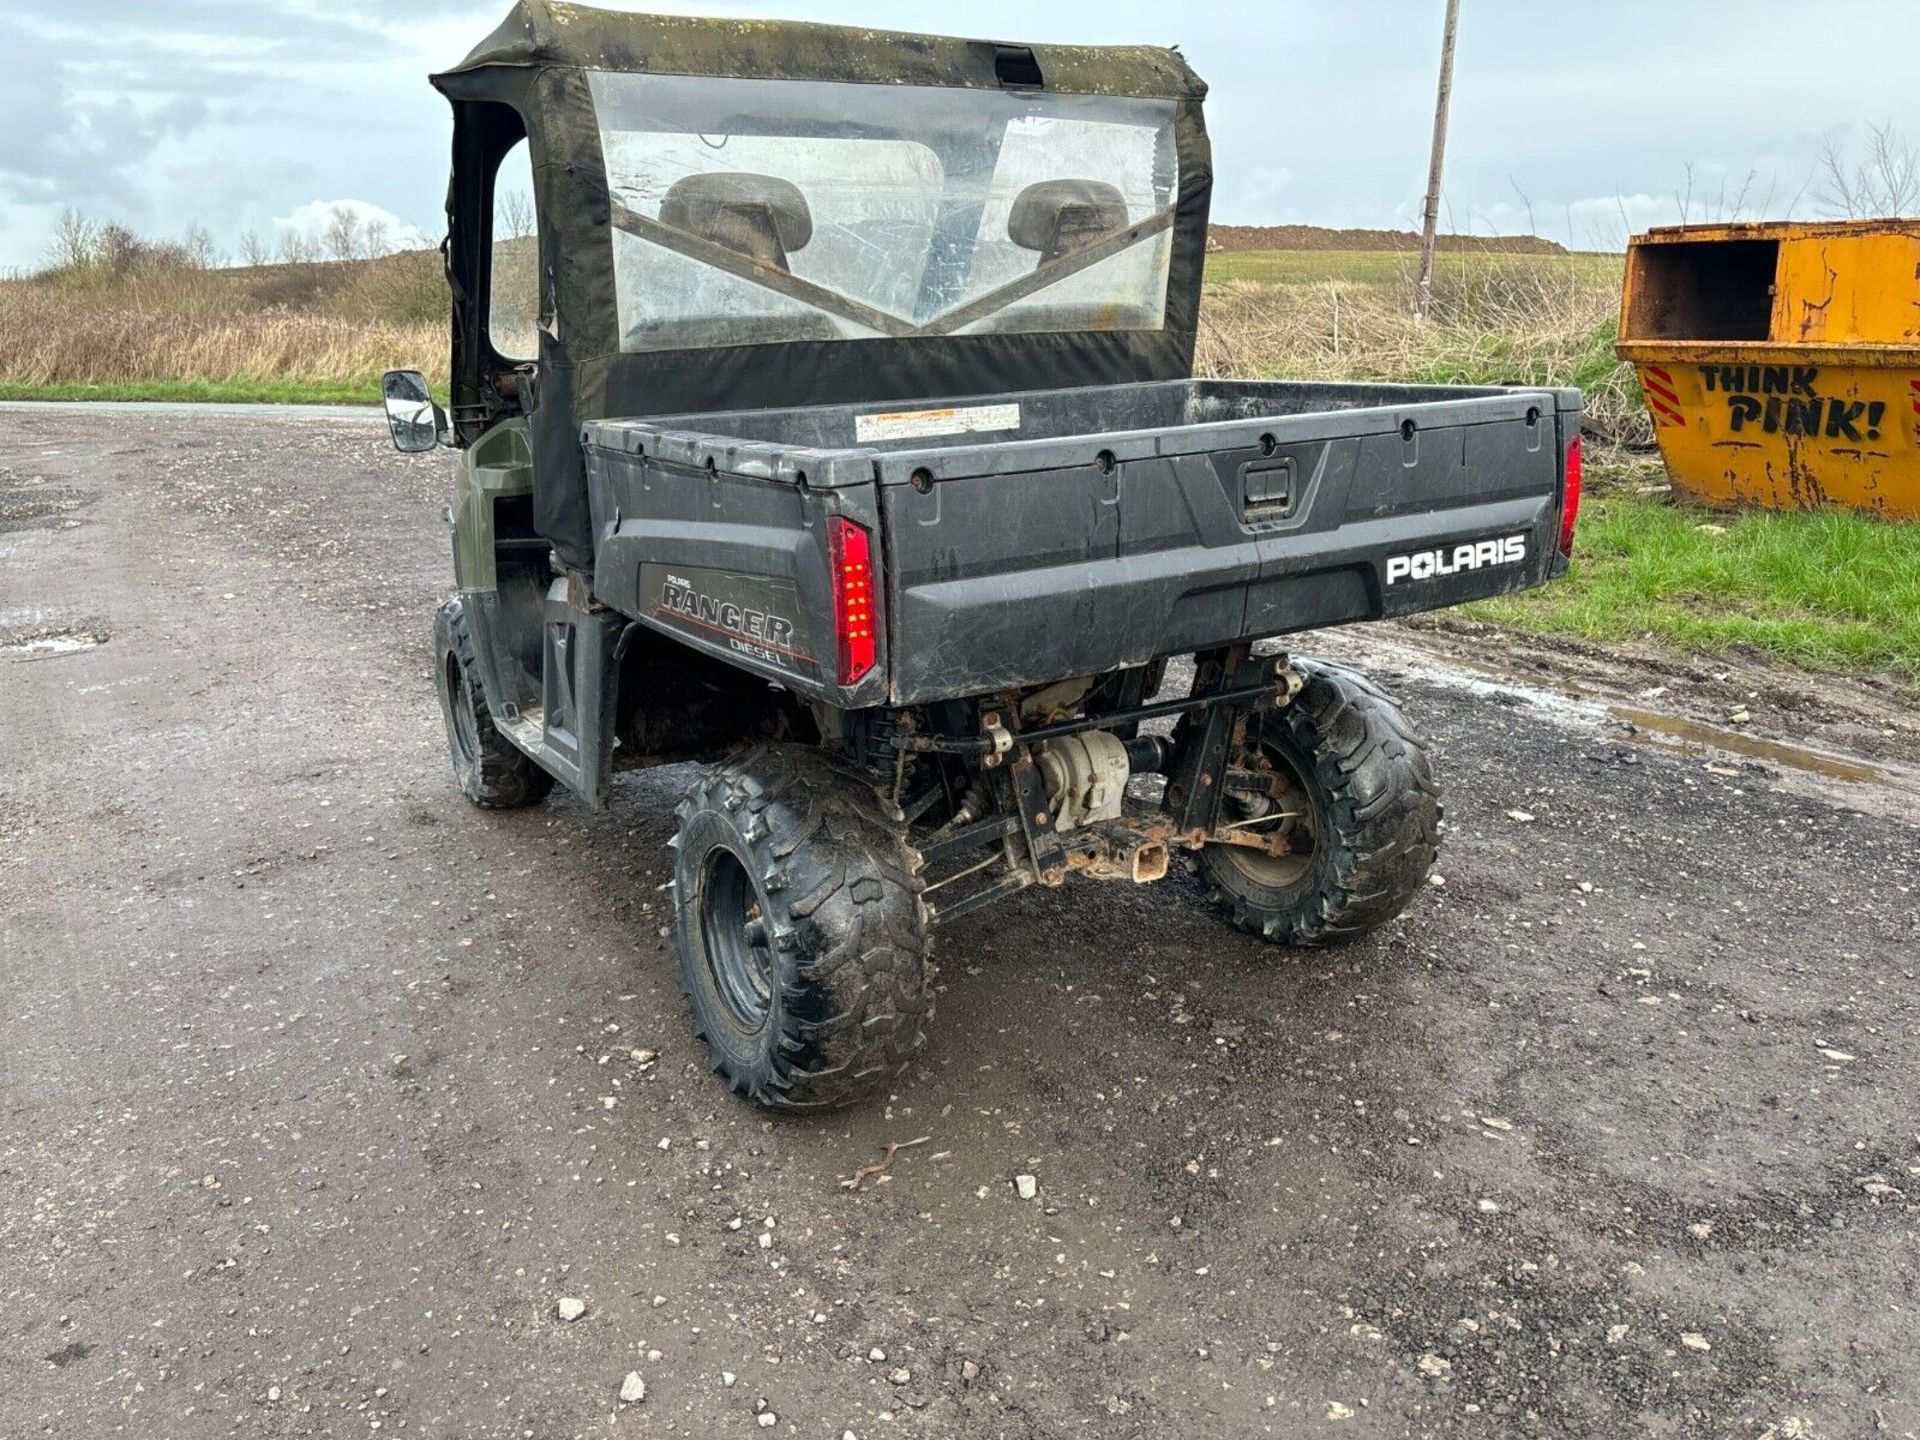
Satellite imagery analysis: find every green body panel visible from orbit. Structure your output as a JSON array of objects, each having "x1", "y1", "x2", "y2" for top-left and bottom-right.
[{"x1": 452, "y1": 417, "x2": 534, "y2": 590}]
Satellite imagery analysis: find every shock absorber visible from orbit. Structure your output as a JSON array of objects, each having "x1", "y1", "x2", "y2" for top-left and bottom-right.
[{"x1": 945, "y1": 782, "x2": 987, "y2": 830}]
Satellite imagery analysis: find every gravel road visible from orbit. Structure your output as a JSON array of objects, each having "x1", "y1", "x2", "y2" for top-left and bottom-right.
[{"x1": 3, "y1": 407, "x2": 1917, "y2": 1440}]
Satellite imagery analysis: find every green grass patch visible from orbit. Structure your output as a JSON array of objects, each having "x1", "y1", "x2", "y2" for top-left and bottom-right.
[
  {"x1": 1467, "y1": 496, "x2": 1920, "y2": 677},
  {"x1": 1396, "y1": 315, "x2": 1643, "y2": 417},
  {"x1": 0, "y1": 376, "x2": 381, "y2": 406},
  {"x1": 1207, "y1": 250, "x2": 1420, "y2": 286}
]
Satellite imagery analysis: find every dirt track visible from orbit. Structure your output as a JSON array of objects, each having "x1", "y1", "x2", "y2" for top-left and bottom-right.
[{"x1": 3, "y1": 407, "x2": 1917, "y2": 1440}]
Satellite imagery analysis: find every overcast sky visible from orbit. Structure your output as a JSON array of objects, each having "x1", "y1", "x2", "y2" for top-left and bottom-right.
[{"x1": 4, "y1": 0, "x2": 1918, "y2": 271}]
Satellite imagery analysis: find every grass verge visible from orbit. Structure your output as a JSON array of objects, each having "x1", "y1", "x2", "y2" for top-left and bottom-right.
[
  {"x1": 1467, "y1": 495, "x2": 1920, "y2": 679},
  {"x1": 0, "y1": 377, "x2": 382, "y2": 405}
]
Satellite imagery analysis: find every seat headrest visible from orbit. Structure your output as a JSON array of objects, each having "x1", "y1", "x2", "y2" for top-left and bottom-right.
[
  {"x1": 1008, "y1": 179, "x2": 1129, "y2": 265},
  {"x1": 659, "y1": 172, "x2": 813, "y2": 273}
]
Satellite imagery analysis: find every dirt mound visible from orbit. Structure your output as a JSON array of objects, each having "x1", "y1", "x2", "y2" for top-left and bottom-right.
[{"x1": 1209, "y1": 224, "x2": 1566, "y2": 255}]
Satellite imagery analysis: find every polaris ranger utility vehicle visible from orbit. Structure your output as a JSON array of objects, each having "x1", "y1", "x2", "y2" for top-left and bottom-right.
[{"x1": 384, "y1": 0, "x2": 1582, "y2": 1109}]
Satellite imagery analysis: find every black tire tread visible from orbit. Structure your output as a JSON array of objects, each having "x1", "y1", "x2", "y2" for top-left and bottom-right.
[
  {"x1": 434, "y1": 598, "x2": 554, "y2": 810},
  {"x1": 1203, "y1": 660, "x2": 1440, "y2": 947},
  {"x1": 672, "y1": 744, "x2": 932, "y2": 1110}
]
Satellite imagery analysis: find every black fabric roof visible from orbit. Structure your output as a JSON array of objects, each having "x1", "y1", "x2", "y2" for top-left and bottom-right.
[{"x1": 435, "y1": 0, "x2": 1206, "y2": 98}]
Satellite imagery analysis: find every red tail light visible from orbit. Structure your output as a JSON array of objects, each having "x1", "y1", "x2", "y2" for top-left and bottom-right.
[
  {"x1": 1558, "y1": 434, "x2": 1583, "y2": 557},
  {"x1": 828, "y1": 516, "x2": 877, "y2": 685}
]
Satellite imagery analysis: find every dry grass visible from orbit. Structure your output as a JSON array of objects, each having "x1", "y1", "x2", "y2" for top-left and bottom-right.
[
  {"x1": 1196, "y1": 256, "x2": 1646, "y2": 445},
  {"x1": 0, "y1": 297, "x2": 443, "y2": 390},
  {"x1": 0, "y1": 248, "x2": 445, "y2": 396},
  {"x1": 0, "y1": 235, "x2": 1635, "y2": 434}
]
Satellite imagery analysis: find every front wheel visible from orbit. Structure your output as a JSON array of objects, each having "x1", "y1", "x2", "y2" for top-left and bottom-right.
[
  {"x1": 433, "y1": 597, "x2": 554, "y2": 810},
  {"x1": 1200, "y1": 661, "x2": 1439, "y2": 946},
  {"x1": 670, "y1": 744, "x2": 932, "y2": 1109}
]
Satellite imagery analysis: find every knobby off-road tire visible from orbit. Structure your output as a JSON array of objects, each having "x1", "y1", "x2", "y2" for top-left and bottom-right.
[
  {"x1": 671, "y1": 743, "x2": 932, "y2": 1110},
  {"x1": 433, "y1": 596, "x2": 555, "y2": 810},
  {"x1": 1201, "y1": 660, "x2": 1440, "y2": 946}
]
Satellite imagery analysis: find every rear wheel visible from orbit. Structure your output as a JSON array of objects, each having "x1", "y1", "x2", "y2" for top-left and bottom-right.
[
  {"x1": 1200, "y1": 661, "x2": 1439, "y2": 945},
  {"x1": 433, "y1": 597, "x2": 554, "y2": 810},
  {"x1": 671, "y1": 744, "x2": 932, "y2": 1109}
]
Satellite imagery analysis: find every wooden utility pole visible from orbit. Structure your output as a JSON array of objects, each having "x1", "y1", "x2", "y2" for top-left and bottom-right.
[{"x1": 1414, "y1": 0, "x2": 1461, "y2": 321}]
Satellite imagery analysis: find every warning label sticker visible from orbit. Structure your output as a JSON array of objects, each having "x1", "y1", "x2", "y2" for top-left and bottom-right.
[{"x1": 854, "y1": 403, "x2": 1022, "y2": 444}]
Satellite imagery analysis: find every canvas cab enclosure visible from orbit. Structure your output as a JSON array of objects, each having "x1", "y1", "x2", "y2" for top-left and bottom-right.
[
  {"x1": 430, "y1": 0, "x2": 1213, "y2": 571},
  {"x1": 400, "y1": 0, "x2": 1581, "y2": 1110}
]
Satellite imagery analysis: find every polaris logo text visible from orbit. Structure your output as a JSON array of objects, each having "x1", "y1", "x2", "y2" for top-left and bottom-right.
[{"x1": 1385, "y1": 535, "x2": 1528, "y2": 585}]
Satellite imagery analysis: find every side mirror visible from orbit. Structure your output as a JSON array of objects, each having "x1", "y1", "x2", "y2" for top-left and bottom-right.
[{"x1": 381, "y1": 369, "x2": 447, "y2": 453}]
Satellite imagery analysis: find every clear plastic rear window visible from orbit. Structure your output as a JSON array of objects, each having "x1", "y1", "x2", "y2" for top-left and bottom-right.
[{"x1": 587, "y1": 72, "x2": 1178, "y2": 352}]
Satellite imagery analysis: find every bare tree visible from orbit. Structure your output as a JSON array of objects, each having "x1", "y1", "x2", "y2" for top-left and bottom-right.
[
  {"x1": 46, "y1": 208, "x2": 100, "y2": 270},
  {"x1": 99, "y1": 222, "x2": 144, "y2": 275},
  {"x1": 324, "y1": 204, "x2": 360, "y2": 261},
  {"x1": 1815, "y1": 122, "x2": 1920, "y2": 218},
  {"x1": 181, "y1": 223, "x2": 219, "y2": 269},
  {"x1": 361, "y1": 215, "x2": 391, "y2": 257},
  {"x1": 498, "y1": 189, "x2": 536, "y2": 241},
  {"x1": 1673, "y1": 162, "x2": 1766, "y2": 226},
  {"x1": 238, "y1": 228, "x2": 271, "y2": 267},
  {"x1": 279, "y1": 229, "x2": 317, "y2": 265}
]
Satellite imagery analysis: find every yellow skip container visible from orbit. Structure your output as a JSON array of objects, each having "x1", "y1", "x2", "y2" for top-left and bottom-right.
[{"x1": 1616, "y1": 219, "x2": 1920, "y2": 517}]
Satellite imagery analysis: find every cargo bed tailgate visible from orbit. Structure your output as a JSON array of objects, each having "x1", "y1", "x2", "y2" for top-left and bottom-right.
[{"x1": 874, "y1": 385, "x2": 1575, "y2": 702}]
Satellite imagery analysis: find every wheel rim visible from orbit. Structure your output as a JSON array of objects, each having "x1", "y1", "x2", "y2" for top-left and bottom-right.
[
  {"x1": 1214, "y1": 738, "x2": 1318, "y2": 890},
  {"x1": 447, "y1": 656, "x2": 481, "y2": 767},
  {"x1": 697, "y1": 849, "x2": 775, "y2": 1035}
]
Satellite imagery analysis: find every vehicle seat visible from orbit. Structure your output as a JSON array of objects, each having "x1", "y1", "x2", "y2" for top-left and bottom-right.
[
  {"x1": 660, "y1": 172, "x2": 813, "y2": 273},
  {"x1": 1008, "y1": 179, "x2": 1129, "y2": 265}
]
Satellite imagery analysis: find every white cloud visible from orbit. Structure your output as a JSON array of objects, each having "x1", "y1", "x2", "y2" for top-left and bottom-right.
[
  {"x1": 272, "y1": 198, "x2": 433, "y2": 258},
  {"x1": 3, "y1": 1, "x2": 1920, "y2": 268}
]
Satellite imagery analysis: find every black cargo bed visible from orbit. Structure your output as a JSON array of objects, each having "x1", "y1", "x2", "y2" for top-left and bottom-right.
[{"x1": 584, "y1": 378, "x2": 1580, "y2": 705}]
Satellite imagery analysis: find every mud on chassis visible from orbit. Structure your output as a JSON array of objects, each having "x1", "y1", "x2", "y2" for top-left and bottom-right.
[{"x1": 438, "y1": 608, "x2": 1439, "y2": 1110}]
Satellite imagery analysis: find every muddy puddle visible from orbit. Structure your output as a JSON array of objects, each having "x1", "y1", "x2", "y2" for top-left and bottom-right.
[
  {"x1": 2, "y1": 626, "x2": 109, "y2": 659},
  {"x1": 1607, "y1": 705, "x2": 1912, "y2": 790},
  {"x1": 1311, "y1": 628, "x2": 1920, "y2": 814}
]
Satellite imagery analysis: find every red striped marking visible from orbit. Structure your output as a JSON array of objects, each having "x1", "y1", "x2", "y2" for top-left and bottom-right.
[
  {"x1": 1642, "y1": 365, "x2": 1685, "y2": 426},
  {"x1": 1643, "y1": 365, "x2": 1684, "y2": 423}
]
